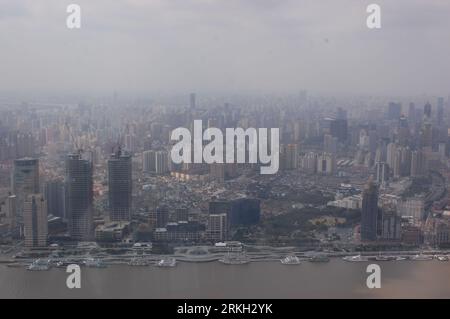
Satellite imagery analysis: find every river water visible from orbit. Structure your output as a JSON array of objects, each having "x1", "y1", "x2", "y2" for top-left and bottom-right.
[{"x1": 1, "y1": 259, "x2": 449, "y2": 298}]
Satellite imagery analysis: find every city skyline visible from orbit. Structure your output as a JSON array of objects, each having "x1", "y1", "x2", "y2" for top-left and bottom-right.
[{"x1": 2, "y1": 0, "x2": 450, "y2": 301}]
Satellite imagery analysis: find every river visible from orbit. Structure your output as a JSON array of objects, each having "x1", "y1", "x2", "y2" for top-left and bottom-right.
[{"x1": 1, "y1": 258, "x2": 450, "y2": 298}]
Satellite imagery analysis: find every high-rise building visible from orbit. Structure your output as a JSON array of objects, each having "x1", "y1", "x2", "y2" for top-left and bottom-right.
[
  {"x1": 108, "y1": 151, "x2": 132, "y2": 221},
  {"x1": 23, "y1": 194, "x2": 48, "y2": 248},
  {"x1": 400, "y1": 147, "x2": 412, "y2": 177},
  {"x1": 375, "y1": 162, "x2": 389, "y2": 185},
  {"x1": 44, "y1": 180, "x2": 65, "y2": 219},
  {"x1": 301, "y1": 152, "x2": 317, "y2": 173},
  {"x1": 393, "y1": 149, "x2": 402, "y2": 178},
  {"x1": 65, "y1": 154, "x2": 93, "y2": 241},
  {"x1": 149, "y1": 206, "x2": 169, "y2": 230},
  {"x1": 397, "y1": 115, "x2": 410, "y2": 146},
  {"x1": 324, "y1": 134, "x2": 338, "y2": 154},
  {"x1": 381, "y1": 210, "x2": 401, "y2": 241},
  {"x1": 12, "y1": 158, "x2": 40, "y2": 217},
  {"x1": 420, "y1": 122, "x2": 433, "y2": 148},
  {"x1": 398, "y1": 198, "x2": 425, "y2": 220},
  {"x1": 229, "y1": 198, "x2": 260, "y2": 226},
  {"x1": 209, "y1": 199, "x2": 260, "y2": 228},
  {"x1": 175, "y1": 208, "x2": 189, "y2": 222},
  {"x1": 207, "y1": 213, "x2": 228, "y2": 242},
  {"x1": 143, "y1": 150, "x2": 156, "y2": 173},
  {"x1": 361, "y1": 178, "x2": 379, "y2": 241},
  {"x1": 316, "y1": 153, "x2": 335, "y2": 175},
  {"x1": 386, "y1": 142, "x2": 397, "y2": 170},
  {"x1": 16, "y1": 132, "x2": 35, "y2": 158},
  {"x1": 281, "y1": 144, "x2": 299, "y2": 170},
  {"x1": 155, "y1": 150, "x2": 169, "y2": 175},
  {"x1": 124, "y1": 134, "x2": 137, "y2": 153},
  {"x1": 3, "y1": 194, "x2": 17, "y2": 232},
  {"x1": 329, "y1": 118, "x2": 348, "y2": 142},
  {"x1": 336, "y1": 107, "x2": 347, "y2": 120},
  {"x1": 410, "y1": 150, "x2": 426, "y2": 177}
]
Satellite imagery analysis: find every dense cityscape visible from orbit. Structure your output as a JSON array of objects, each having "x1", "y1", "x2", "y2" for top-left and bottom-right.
[
  {"x1": 1, "y1": 92, "x2": 450, "y2": 270},
  {"x1": 1, "y1": 0, "x2": 450, "y2": 301}
]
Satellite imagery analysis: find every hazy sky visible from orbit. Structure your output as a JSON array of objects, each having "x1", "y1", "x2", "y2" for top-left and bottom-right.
[{"x1": 0, "y1": 0, "x2": 449, "y2": 97}]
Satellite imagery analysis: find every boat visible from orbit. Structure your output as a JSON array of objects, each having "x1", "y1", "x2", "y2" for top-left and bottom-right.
[
  {"x1": 156, "y1": 257, "x2": 177, "y2": 267},
  {"x1": 375, "y1": 255, "x2": 396, "y2": 261},
  {"x1": 309, "y1": 255, "x2": 330, "y2": 263},
  {"x1": 411, "y1": 253, "x2": 433, "y2": 261},
  {"x1": 129, "y1": 257, "x2": 150, "y2": 266},
  {"x1": 395, "y1": 256, "x2": 407, "y2": 261},
  {"x1": 280, "y1": 255, "x2": 301, "y2": 265},
  {"x1": 342, "y1": 255, "x2": 369, "y2": 262},
  {"x1": 27, "y1": 259, "x2": 51, "y2": 271},
  {"x1": 219, "y1": 252, "x2": 250, "y2": 265},
  {"x1": 435, "y1": 255, "x2": 449, "y2": 262},
  {"x1": 83, "y1": 258, "x2": 107, "y2": 268}
]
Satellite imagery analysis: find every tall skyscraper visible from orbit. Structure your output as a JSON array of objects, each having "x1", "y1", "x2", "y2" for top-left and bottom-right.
[
  {"x1": 3, "y1": 194, "x2": 17, "y2": 232},
  {"x1": 12, "y1": 158, "x2": 40, "y2": 217},
  {"x1": 375, "y1": 162, "x2": 389, "y2": 185},
  {"x1": 44, "y1": 180, "x2": 65, "y2": 218},
  {"x1": 108, "y1": 150, "x2": 132, "y2": 221},
  {"x1": 420, "y1": 122, "x2": 433, "y2": 148},
  {"x1": 124, "y1": 134, "x2": 137, "y2": 153},
  {"x1": 207, "y1": 213, "x2": 228, "y2": 242},
  {"x1": 301, "y1": 152, "x2": 317, "y2": 173},
  {"x1": 65, "y1": 154, "x2": 93, "y2": 241},
  {"x1": 329, "y1": 118, "x2": 348, "y2": 143},
  {"x1": 381, "y1": 210, "x2": 401, "y2": 241},
  {"x1": 23, "y1": 194, "x2": 48, "y2": 248},
  {"x1": 143, "y1": 150, "x2": 156, "y2": 173},
  {"x1": 281, "y1": 144, "x2": 299, "y2": 170},
  {"x1": 361, "y1": 178, "x2": 379, "y2": 242},
  {"x1": 397, "y1": 115, "x2": 410, "y2": 146},
  {"x1": 155, "y1": 150, "x2": 169, "y2": 174},
  {"x1": 411, "y1": 150, "x2": 426, "y2": 177},
  {"x1": 386, "y1": 142, "x2": 397, "y2": 170}
]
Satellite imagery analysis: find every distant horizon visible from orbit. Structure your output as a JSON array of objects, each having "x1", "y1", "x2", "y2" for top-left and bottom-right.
[{"x1": 0, "y1": 90, "x2": 449, "y2": 104}]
